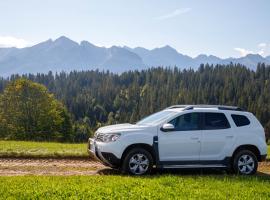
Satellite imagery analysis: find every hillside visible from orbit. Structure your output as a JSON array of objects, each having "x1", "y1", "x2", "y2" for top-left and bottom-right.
[{"x1": 0, "y1": 63, "x2": 269, "y2": 142}]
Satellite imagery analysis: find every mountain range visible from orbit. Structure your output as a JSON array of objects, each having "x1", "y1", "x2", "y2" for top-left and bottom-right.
[{"x1": 0, "y1": 36, "x2": 270, "y2": 76}]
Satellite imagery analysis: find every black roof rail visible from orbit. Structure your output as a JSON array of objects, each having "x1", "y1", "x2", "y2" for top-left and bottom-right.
[
  {"x1": 166, "y1": 105, "x2": 244, "y2": 111},
  {"x1": 183, "y1": 105, "x2": 244, "y2": 111},
  {"x1": 217, "y1": 106, "x2": 244, "y2": 111}
]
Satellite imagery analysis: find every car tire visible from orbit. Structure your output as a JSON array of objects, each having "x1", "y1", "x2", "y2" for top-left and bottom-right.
[
  {"x1": 232, "y1": 150, "x2": 258, "y2": 175},
  {"x1": 122, "y1": 148, "x2": 153, "y2": 175}
]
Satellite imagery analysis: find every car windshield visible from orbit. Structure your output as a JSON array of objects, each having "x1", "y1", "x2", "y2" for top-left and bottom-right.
[{"x1": 136, "y1": 110, "x2": 177, "y2": 125}]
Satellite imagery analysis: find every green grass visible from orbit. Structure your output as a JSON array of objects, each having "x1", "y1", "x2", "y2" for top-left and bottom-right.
[
  {"x1": 0, "y1": 140, "x2": 269, "y2": 159},
  {"x1": 0, "y1": 140, "x2": 88, "y2": 158},
  {"x1": 0, "y1": 175, "x2": 269, "y2": 199}
]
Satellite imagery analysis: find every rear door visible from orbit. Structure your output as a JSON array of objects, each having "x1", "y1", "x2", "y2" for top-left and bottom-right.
[{"x1": 200, "y1": 112, "x2": 234, "y2": 161}]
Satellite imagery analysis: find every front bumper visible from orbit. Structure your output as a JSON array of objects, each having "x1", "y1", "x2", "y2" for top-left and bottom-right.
[{"x1": 87, "y1": 138, "x2": 120, "y2": 167}]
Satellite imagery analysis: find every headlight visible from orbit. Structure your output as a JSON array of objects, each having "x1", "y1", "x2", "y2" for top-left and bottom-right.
[{"x1": 99, "y1": 133, "x2": 121, "y2": 143}]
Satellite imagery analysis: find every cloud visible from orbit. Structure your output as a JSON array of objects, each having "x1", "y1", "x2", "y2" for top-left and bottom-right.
[
  {"x1": 258, "y1": 43, "x2": 266, "y2": 48},
  {"x1": 234, "y1": 42, "x2": 270, "y2": 57},
  {"x1": 257, "y1": 42, "x2": 270, "y2": 56},
  {"x1": 0, "y1": 36, "x2": 30, "y2": 48},
  {"x1": 155, "y1": 8, "x2": 191, "y2": 20},
  {"x1": 258, "y1": 49, "x2": 264, "y2": 56},
  {"x1": 234, "y1": 48, "x2": 253, "y2": 57}
]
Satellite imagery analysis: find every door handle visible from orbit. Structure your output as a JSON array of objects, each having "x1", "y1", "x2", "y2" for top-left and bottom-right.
[{"x1": 191, "y1": 137, "x2": 199, "y2": 140}]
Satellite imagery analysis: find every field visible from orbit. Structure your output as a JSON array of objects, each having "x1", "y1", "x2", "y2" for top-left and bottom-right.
[
  {"x1": 0, "y1": 140, "x2": 269, "y2": 159},
  {"x1": 0, "y1": 140, "x2": 88, "y2": 158},
  {"x1": 0, "y1": 175, "x2": 270, "y2": 199},
  {"x1": 0, "y1": 141, "x2": 270, "y2": 199}
]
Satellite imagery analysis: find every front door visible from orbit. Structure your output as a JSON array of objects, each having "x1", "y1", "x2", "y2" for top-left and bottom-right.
[{"x1": 158, "y1": 112, "x2": 202, "y2": 161}]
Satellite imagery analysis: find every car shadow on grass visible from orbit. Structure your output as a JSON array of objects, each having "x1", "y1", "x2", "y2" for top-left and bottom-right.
[{"x1": 97, "y1": 167, "x2": 270, "y2": 180}]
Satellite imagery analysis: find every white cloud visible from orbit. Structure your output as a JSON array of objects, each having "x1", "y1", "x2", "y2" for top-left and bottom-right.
[
  {"x1": 155, "y1": 8, "x2": 191, "y2": 20},
  {"x1": 0, "y1": 36, "x2": 30, "y2": 48},
  {"x1": 234, "y1": 48, "x2": 253, "y2": 57},
  {"x1": 258, "y1": 43, "x2": 266, "y2": 48},
  {"x1": 234, "y1": 42, "x2": 270, "y2": 57},
  {"x1": 257, "y1": 42, "x2": 270, "y2": 56},
  {"x1": 258, "y1": 49, "x2": 264, "y2": 56}
]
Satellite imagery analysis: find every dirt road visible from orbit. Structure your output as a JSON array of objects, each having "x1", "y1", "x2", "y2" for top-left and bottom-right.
[
  {"x1": 0, "y1": 158, "x2": 270, "y2": 176},
  {"x1": 0, "y1": 158, "x2": 108, "y2": 176}
]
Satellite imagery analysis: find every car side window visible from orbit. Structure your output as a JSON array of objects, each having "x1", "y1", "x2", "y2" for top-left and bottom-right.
[
  {"x1": 169, "y1": 113, "x2": 200, "y2": 131},
  {"x1": 231, "y1": 114, "x2": 250, "y2": 127},
  {"x1": 203, "y1": 112, "x2": 230, "y2": 130}
]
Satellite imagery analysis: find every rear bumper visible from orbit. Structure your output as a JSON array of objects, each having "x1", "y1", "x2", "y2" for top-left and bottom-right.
[
  {"x1": 88, "y1": 138, "x2": 120, "y2": 167},
  {"x1": 260, "y1": 154, "x2": 267, "y2": 161}
]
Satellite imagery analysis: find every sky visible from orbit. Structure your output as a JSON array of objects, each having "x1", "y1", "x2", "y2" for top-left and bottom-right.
[{"x1": 0, "y1": 0, "x2": 269, "y2": 58}]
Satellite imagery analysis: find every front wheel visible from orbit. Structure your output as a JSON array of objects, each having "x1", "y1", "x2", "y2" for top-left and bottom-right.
[
  {"x1": 233, "y1": 150, "x2": 258, "y2": 175},
  {"x1": 122, "y1": 148, "x2": 153, "y2": 175}
]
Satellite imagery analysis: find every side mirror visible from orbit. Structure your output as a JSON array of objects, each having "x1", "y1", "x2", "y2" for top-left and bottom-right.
[{"x1": 161, "y1": 123, "x2": 175, "y2": 132}]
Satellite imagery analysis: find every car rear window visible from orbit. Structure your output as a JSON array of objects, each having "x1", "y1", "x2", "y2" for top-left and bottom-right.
[
  {"x1": 231, "y1": 114, "x2": 250, "y2": 127},
  {"x1": 204, "y1": 113, "x2": 230, "y2": 130}
]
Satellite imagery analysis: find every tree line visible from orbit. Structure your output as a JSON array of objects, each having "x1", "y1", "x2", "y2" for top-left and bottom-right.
[{"x1": 0, "y1": 63, "x2": 269, "y2": 142}]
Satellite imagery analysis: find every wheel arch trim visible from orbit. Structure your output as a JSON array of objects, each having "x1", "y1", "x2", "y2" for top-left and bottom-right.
[
  {"x1": 231, "y1": 144, "x2": 262, "y2": 161},
  {"x1": 120, "y1": 142, "x2": 157, "y2": 164}
]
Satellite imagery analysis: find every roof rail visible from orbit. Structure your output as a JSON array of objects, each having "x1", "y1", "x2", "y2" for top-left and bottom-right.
[
  {"x1": 217, "y1": 106, "x2": 244, "y2": 111},
  {"x1": 166, "y1": 105, "x2": 244, "y2": 111},
  {"x1": 183, "y1": 105, "x2": 244, "y2": 111}
]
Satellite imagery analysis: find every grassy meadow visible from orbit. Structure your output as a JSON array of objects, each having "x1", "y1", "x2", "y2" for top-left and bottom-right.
[
  {"x1": 0, "y1": 140, "x2": 269, "y2": 199},
  {"x1": 0, "y1": 140, "x2": 88, "y2": 158},
  {"x1": 0, "y1": 140, "x2": 269, "y2": 159},
  {"x1": 0, "y1": 175, "x2": 270, "y2": 199}
]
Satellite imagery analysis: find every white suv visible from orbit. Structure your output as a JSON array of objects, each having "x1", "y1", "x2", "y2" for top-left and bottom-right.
[{"x1": 88, "y1": 105, "x2": 267, "y2": 175}]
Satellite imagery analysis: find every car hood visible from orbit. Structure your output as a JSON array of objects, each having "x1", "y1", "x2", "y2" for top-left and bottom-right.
[{"x1": 96, "y1": 123, "x2": 153, "y2": 134}]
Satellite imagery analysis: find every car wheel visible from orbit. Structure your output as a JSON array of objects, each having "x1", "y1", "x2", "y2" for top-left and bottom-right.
[
  {"x1": 233, "y1": 150, "x2": 258, "y2": 175},
  {"x1": 122, "y1": 148, "x2": 153, "y2": 175}
]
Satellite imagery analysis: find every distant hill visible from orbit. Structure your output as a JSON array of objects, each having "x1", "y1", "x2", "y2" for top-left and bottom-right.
[{"x1": 0, "y1": 36, "x2": 269, "y2": 76}]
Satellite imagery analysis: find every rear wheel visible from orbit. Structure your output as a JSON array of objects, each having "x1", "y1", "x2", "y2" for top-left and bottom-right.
[
  {"x1": 122, "y1": 148, "x2": 153, "y2": 175},
  {"x1": 233, "y1": 150, "x2": 258, "y2": 175}
]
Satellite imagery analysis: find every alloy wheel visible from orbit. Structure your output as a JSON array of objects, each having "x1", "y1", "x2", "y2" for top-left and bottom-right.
[
  {"x1": 128, "y1": 153, "x2": 149, "y2": 175},
  {"x1": 237, "y1": 154, "x2": 255, "y2": 174}
]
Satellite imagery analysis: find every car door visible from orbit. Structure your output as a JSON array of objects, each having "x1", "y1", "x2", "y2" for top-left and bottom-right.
[
  {"x1": 200, "y1": 112, "x2": 234, "y2": 161},
  {"x1": 158, "y1": 112, "x2": 202, "y2": 161}
]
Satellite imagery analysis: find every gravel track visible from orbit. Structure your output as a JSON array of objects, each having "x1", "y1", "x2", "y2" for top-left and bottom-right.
[
  {"x1": 0, "y1": 158, "x2": 270, "y2": 176},
  {"x1": 0, "y1": 158, "x2": 108, "y2": 176}
]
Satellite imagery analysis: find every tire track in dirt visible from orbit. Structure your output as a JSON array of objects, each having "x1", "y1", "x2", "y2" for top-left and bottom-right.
[
  {"x1": 0, "y1": 158, "x2": 108, "y2": 176},
  {"x1": 0, "y1": 158, "x2": 270, "y2": 176}
]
